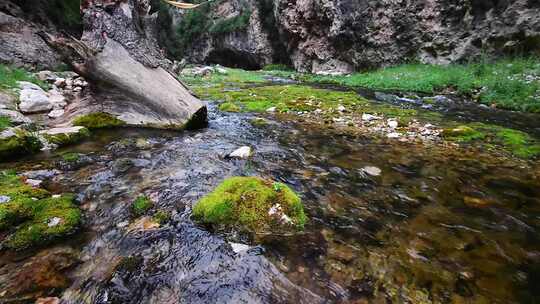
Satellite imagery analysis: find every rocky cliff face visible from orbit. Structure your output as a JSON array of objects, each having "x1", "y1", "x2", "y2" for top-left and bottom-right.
[{"x1": 172, "y1": 0, "x2": 540, "y2": 73}]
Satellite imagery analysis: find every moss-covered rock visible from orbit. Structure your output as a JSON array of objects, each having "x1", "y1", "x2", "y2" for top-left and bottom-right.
[
  {"x1": 441, "y1": 125, "x2": 485, "y2": 142},
  {"x1": 0, "y1": 128, "x2": 42, "y2": 160},
  {"x1": 193, "y1": 177, "x2": 307, "y2": 234},
  {"x1": 131, "y1": 195, "x2": 153, "y2": 217},
  {"x1": 40, "y1": 126, "x2": 90, "y2": 146},
  {"x1": 73, "y1": 112, "x2": 126, "y2": 129},
  {"x1": 219, "y1": 102, "x2": 241, "y2": 112},
  {"x1": 0, "y1": 171, "x2": 81, "y2": 250}
]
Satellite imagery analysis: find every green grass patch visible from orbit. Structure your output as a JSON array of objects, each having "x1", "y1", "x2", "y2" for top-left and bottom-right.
[
  {"x1": 0, "y1": 64, "x2": 48, "y2": 91},
  {"x1": 132, "y1": 195, "x2": 153, "y2": 217},
  {"x1": 0, "y1": 171, "x2": 81, "y2": 250},
  {"x1": 193, "y1": 176, "x2": 307, "y2": 234},
  {"x1": 60, "y1": 152, "x2": 81, "y2": 163},
  {"x1": 262, "y1": 64, "x2": 294, "y2": 72},
  {"x1": 73, "y1": 113, "x2": 126, "y2": 129}
]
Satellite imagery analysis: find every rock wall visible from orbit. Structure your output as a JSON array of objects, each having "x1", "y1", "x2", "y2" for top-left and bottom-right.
[{"x1": 172, "y1": 0, "x2": 540, "y2": 73}]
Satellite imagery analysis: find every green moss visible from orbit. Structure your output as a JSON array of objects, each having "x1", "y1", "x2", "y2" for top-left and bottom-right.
[
  {"x1": 61, "y1": 152, "x2": 81, "y2": 163},
  {"x1": 193, "y1": 177, "x2": 307, "y2": 233},
  {"x1": 43, "y1": 128, "x2": 91, "y2": 146},
  {"x1": 0, "y1": 130, "x2": 42, "y2": 160},
  {"x1": 0, "y1": 171, "x2": 81, "y2": 250},
  {"x1": 132, "y1": 196, "x2": 153, "y2": 217},
  {"x1": 0, "y1": 116, "x2": 11, "y2": 131},
  {"x1": 73, "y1": 113, "x2": 126, "y2": 129},
  {"x1": 495, "y1": 128, "x2": 540, "y2": 158},
  {"x1": 442, "y1": 125, "x2": 486, "y2": 142},
  {"x1": 153, "y1": 210, "x2": 171, "y2": 224},
  {"x1": 219, "y1": 102, "x2": 241, "y2": 112},
  {"x1": 250, "y1": 118, "x2": 269, "y2": 128}
]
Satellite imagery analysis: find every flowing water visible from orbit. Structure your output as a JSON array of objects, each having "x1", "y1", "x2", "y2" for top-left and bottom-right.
[{"x1": 1, "y1": 90, "x2": 540, "y2": 303}]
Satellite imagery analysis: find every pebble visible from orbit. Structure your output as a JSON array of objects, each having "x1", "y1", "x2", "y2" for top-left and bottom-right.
[
  {"x1": 266, "y1": 107, "x2": 277, "y2": 113},
  {"x1": 362, "y1": 166, "x2": 382, "y2": 176},
  {"x1": 228, "y1": 146, "x2": 252, "y2": 159},
  {"x1": 0, "y1": 195, "x2": 10, "y2": 204},
  {"x1": 47, "y1": 217, "x2": 62, "y2": 227},
  {"x1": 362, "y1": 113, "x2": 380, "y2": 121},
  {"x1": 25, "y1": 179, "x2": 43, "y2": 187},
  {"x1": 337, "y1": 105, "x2": 346, "y2": 112},
  {"x1": 387, "y1": 132, "x2": 401, "y2": 139},
  {"x1": 387, "y1": 119, "x2": 398, "y2": 129},
  {"x1": 229, "y1": 242, "x2": 250, "y2": 253}
]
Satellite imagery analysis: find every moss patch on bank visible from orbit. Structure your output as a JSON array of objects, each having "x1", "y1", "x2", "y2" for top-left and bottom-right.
[
  {"x1": 193, "y1": 177, "x2": 307, "y2": 234},
  {"x1": 132, "y1": 195, "x2": 153, "y2": 217},
  {"x1": 0, "y1": 171, "x2": 81, "y2": 250},
  {"x1": 443, "y1": 123, "x2": 540, "y2": 158},
  {"x1": 73, "y1": 113, "x2": 126, "y2": 129},
  {"x1": 42, "y1": 127, "x2": 91, "y2": 146},
  {"x1": 0, "y1": 129, "x2": 42, "y2": 160}
]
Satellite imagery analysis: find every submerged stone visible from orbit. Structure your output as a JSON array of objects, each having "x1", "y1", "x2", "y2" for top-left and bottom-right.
[{"x1": 193, "y1": 176, "x2": 307, "y2": 235}]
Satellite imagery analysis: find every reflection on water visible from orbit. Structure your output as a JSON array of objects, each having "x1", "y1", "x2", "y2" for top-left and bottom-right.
[{"x1": 1, "y1": 103, "x2": 539, "y2": 303}]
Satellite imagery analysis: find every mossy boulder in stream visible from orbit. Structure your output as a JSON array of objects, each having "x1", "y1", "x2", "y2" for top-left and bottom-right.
[
  {"x1": 73, "y1": 112, "x2": 126, "y2": 129},
  {"x1": 0, "y1": 128, "x2": 42, "y2": 160},
  {"x1": 0, "y1": 171, "x2": 81, "y2": 250},
  {"x1": 193, "y1": 177, "x2": 307, "y2": 234},
  {"x1": 40, "y1": 126, "x2": 91, "y2": 146}
]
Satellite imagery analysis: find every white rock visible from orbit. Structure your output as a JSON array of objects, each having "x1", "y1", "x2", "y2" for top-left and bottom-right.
[
  {"x1": 54, "y1": 78, "x2": 66, "y2": 87},
  {"x1": 0, "y1": 195, "x2": 10, "y2": 204},
  {"x1": 362, "y1": 113, "x2": 380, "y2": 121},
  {"x1": 362, "y1": 166, "x2": 382, "y2": 176},
  {"x1": 228, "y1": 146, "x2": 252, "y2": 159},
  {"x1": 52, "y1": 194, "x2": 62, "y2": 198},
  {"x1": 387, "y1": 119, "x2": 399, "y2": 129},
  {"x1": 266, "y1": 107, "x2": 277, "y2": 113},
  {"x1": 387, "y1": 132, "x2": 401, "y2": 139},
  {"x1": 0, "y1": 109, "x2": 31, "y2": 124},
  {"x1": 48, "y1": 108, "x2": 65, "y2": 119},
  {"x1": 230, "y1": 242, "x2": 250, "y2": 253},
  {"x1": 17, "y1": 81, "x2": 43, "y2": 91},
  {"x1": 47, "y1": 217, "x2": 62, "y2": 227},
  {"x1": 25, "y1": 179, "x2": 43, "y2": 187},
  {"x1": 47, "y1": 90, "x2": 67, "y2": 108},
  {"x1": 39, "y1": 126, "x2": 87, "y2": 136},
  {"x1": 19, "y1": 89, "x2": 53, "y2": 113},
  {"x1": 215, "y1": 67, "x2": 228, "y2": 75},
  {"x1": 337, "y1": 105, "x2": 346, "y2": 112}
]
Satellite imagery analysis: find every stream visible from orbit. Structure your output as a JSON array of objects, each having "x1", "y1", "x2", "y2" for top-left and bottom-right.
[{"x1": 1, "y1": 86, "x2": 540, "y2": 303}]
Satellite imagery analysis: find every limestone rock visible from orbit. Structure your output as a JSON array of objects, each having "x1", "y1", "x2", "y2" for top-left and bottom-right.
[{"x1": 0, "y1": 109, "x2": 31, "y2": 124}]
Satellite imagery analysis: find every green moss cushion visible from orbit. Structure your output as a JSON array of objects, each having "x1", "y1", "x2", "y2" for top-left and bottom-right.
[{"x1": 193, "y1": 176, "x2": 307, "y2": 234}]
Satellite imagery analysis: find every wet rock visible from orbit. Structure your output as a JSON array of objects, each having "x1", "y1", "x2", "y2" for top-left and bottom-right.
[
  {"x1": 230, "y1": 242, "x2": 250, "y2": 253},
  {"x1": 127, "y1": 216, "x2": 160, "y2": 231},
  {"x1": 39, "y1": 127, "x2": 90, "y2": 147},
  {"x1": 227, "y1": 146, "x2": 253, "y2": 159},
  {"x1": 48, "y1": 108, "x2": 64, "y2": 119},
  {"x1": 361, "y1": 166, "x2": 382, "y2": 177},
  {"x1": 0, "y1": 127, "x2": 42, "y2": 159},
  {"x1": 25, "y1": 178, "x2": 43, "y2": 187},
  {"x1": 22, "y1": 169, "x2": 60, "y2": 180},
  {"x1": 0, "y1": 109, "x2": 31, "y2": 124},
  {"x1": 266, "y1": 107, "x2": 277, "y2": 113},
  {"x1": 387, "y1": 132, "x2": 401, "y2": 139},
  {"x1": 337, "y1": 105, "x2": 346, "y2": 112},
  {"x1": 113, "y1": 158, "x2": 134, "y2": 174}
]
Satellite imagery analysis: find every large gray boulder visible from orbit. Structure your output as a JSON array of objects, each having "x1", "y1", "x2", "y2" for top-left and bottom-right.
[{"x1": 17, "y1": 82, "x2": 53, "y2": 114}]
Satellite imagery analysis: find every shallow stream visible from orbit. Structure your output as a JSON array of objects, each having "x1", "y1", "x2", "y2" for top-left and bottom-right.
[{"x1": 1, "y1": 86, "x2": 540, "y2": 303}]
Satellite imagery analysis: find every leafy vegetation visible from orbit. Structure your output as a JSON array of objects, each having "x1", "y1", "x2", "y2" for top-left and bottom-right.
[
  {"x1": 262, "y1": 64, "x2": 294, "y2": 72},
  {"x1": 0, "y1": 171, "x2": 81, "y2": 250},
  {"x1": 208, "y1": 10, "x2": 252, "y2": 35},
  {"x1": 193, "y1": 176, "x2": 307, "y2": 233},
  {"x1": 0, "y1": 64, "x2": 47, "y2": 91},
  {"x1": 43, "y1": 0, "x2": 82, "y2": 34},
  {"x1": 132, "y1": 196, "x2": 153, "y2": 217}
]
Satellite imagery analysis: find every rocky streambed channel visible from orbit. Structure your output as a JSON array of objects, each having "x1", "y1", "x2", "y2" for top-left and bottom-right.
[{"x1": 1, "y1": 76, "x2": 540, "y2": 303}]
